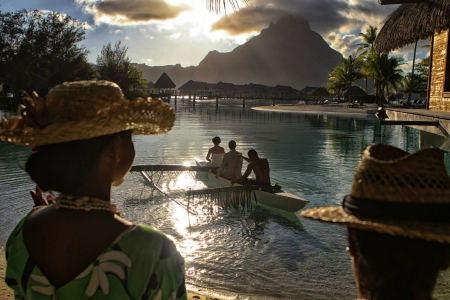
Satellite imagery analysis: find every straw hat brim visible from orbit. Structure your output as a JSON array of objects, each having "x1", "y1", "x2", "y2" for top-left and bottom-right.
[
  {"x1": 0, "y1": 97, "x2": 175, "y2": 146},
  {"x1": 300, "y1": 206, "x2": 450, "y2": 244}
]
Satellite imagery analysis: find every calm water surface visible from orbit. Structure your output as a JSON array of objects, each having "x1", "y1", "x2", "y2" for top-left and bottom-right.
[{"x1": 1, "y1": 99, "x2": 449, "y2": 299}]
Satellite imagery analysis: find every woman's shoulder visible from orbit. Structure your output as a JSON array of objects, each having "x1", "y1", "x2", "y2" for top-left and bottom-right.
[
  {"x1": 211, "y1": 147, "x2": 225, "y2": 154},
  {"x1": 118, "y1": 224, "x2": 178, "y2": 251}
]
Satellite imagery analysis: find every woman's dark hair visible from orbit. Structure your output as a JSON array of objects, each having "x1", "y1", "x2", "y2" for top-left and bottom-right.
[
  {"x1": 212, "y1": 136, "x2": 221, "y2": 145},
  {"x1": 26, "y1": 131, "x2": 130, "y2": 194},
  {"x1": 348, "y1": 227, "x2": 450, "y2": 298}
]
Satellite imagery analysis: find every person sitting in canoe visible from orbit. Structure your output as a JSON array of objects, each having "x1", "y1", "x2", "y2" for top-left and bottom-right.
[
  {"x1": 216, "y1": 140, "x2": 243, "y2": 180},
  {"x1": 232, "y1": 149, "x2": 271, "y2": 186},
  {"x1": 206, "y1": 136, "x2": 225, "y2": 170}
]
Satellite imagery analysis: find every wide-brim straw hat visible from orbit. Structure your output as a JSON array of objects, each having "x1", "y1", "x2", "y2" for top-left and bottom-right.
[
  {"x1": 301, "y1": 144, "x2": 450, "y2": 244},
  {"x1": 0, "y1": 80, "x2": 175, "y2": 146}
]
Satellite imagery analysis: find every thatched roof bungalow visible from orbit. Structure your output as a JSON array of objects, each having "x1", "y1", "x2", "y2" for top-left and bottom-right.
[
  {"x1": 178, "y1": 80, "x2": 211, "y2": 91},
  {"x1": 308, "y1": 87, "x2": 330, "y2": 97},
  {"x1": 298, "y1": 86, "x2": 318, "y2": 96},
  {"x1": 215, "y1": 81, "x2": 236, "y2": 92},
  {"x1": 154, "y1": 72, "x2": 176, "y2": 90},
  {"x1": 234, "y1": 83, "x2": 268, "y2": 98},
  {"x1": 342, "y1": 86, "x2": 366, "y2": 97},
  {"x1": 375, "y1": 0, "x2": 450, "y2": 111}
]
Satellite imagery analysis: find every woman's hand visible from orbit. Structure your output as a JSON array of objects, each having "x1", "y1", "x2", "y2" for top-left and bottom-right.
[{"x1": 30, "y1": 186, "x2": 54, "y2": 207}]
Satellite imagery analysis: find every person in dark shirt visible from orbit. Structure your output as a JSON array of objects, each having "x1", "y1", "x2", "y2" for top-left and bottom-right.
[{"x1": 232, "y1": 149, "x2": 270, "y2": 185}]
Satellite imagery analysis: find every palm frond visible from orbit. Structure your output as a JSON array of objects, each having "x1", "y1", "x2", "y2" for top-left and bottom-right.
[{"x1": 207, "y1": 0, "x2": 250, "y2": 13}]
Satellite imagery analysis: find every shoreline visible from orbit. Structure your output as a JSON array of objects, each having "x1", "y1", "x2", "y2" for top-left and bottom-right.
[{"x1": 251, "y1": 103, "x2": 378, "y2": 117}]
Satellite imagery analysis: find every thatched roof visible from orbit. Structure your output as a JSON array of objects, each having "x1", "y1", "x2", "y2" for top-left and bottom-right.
[
  {"x1": 375, "y1": 0, "x2": 450, "y2": 53},
  {"x1": 298, "y1": 86, "x2": 318, "y2": 95},
  {"x1": 342, "y1": 86, "x2": 366, "y2": 96},
  {"x1": 178, "y1": 80, "x2": 210, "y2": 91},
  {"x1": 154, "y1": 72, "x2": 176, "y2": 89},
  {"x1": 273, "y1": 85, "x2": 296, "y2": 93},
  {"x1": 215, "y1": 81, "x2": 236, "y2": 91},
  {"x1": 234, "y1": 83, "x2": 268, "y2": 92},
  {"x1": 308, "y1": 87, "x2": 330, "y2": 97}
]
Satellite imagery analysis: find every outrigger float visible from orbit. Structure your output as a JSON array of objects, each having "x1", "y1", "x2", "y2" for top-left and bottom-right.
[{"x1": 130, "y1": 162, "x2": 309, "y2": 213}]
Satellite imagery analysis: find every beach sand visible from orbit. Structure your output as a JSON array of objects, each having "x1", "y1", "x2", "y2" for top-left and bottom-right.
[{"x1": 1, "y1": 247, "x2": 13, "y2": 300}]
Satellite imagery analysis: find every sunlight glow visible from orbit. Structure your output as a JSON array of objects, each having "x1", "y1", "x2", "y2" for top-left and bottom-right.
[
  {"x1": 169, "y1": 172, "x2": 196, "y2": 190},
  {"x1": 183, "y1": 161, "x2": 191, "y2": 167}
]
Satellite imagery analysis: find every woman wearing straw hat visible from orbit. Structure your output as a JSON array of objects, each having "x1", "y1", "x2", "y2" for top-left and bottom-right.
[
  {"x1": 1, "y1": 81, "x2": 186, "y2": 299},
  {"x1": 301, "y1": 144, "x2": 450, "y2": 299}
]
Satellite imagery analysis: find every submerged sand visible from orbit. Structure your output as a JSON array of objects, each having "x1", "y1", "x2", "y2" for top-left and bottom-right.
[{"x1": 252, "y1": 102, "x2": 378, "y2": 117}]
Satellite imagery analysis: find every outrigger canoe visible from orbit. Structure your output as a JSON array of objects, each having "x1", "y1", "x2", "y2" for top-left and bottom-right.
[{"x1": 194, "y1": 159, "x2": 309, "y2": 212}]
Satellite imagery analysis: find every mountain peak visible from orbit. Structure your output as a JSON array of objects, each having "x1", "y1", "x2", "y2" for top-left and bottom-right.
[{"x1": 135, "y1": 16, "x2": 342, "y2": 89}]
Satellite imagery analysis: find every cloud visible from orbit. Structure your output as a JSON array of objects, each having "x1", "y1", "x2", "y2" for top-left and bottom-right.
[
  {"x1": 169, "y1": 32, "x2": 182, "y2": 39},
  {"x1": 212, "y1": 0, "x2": 396, "y2": 38},
  {"x1": 82, "y1": 0, "x2": 190, "y2": 25},
  {"x1": 212, "y1": 6, "x2": 285, "y2": 34},
  {"x1": 327, "y1": 32, "x2": 360, "y2": 57}
]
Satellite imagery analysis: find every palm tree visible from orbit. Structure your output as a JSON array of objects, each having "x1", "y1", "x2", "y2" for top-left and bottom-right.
[
  {"x1": 357, "y1": 26, "x2": 378, "y2": 92},
  {"x1": 328, "y1": 55, "x2": 365, "y2": 101},
  {"x1": 357, "y1": 25, "x2": 378, "y2": 56},
  {"x1": 365, "y1": 52, "x2": 404, "y2": 106}
]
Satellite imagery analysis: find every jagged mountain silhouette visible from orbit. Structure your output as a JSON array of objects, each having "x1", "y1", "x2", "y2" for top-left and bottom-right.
[{"x1": 135, "y1": 16, "x2": 342, "y2": 89}]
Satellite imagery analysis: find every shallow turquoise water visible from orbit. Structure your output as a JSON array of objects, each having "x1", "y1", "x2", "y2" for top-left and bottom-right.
[{"x1": 1, "y1": 99, "x2": 449, "y2": 299}]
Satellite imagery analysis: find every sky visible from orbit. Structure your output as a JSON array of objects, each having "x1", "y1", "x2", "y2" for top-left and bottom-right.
[{"x1": 1, "y1": 0, "x2": 429, "y2": 71}]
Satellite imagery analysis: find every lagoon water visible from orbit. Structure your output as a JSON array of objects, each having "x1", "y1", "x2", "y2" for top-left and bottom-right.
[{"x1": 1, "y1": 99, "x2": 449, "y2": 299}]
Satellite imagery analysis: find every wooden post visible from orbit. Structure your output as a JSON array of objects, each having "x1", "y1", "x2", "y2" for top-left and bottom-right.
[
  {"x1": 243, "y1": 97, "x2": 246, "y2": 108},
  {"x1": 216, "y1": 95, "x2": 219, "y2": 107},
  {"x1": 193, "y1": 91, "x2": 196, "y2": 108},
  {"x1": 272, "y1": 99, "x2": 276, "y2": 106},
  {"x1": 174, "y1": 94, "x2": 177, "y2": 108}
]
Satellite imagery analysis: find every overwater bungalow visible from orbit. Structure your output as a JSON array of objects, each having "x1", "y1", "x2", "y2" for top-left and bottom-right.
[
  {"x1": 178, "y1": 80, "x2": 299, "y2": 100},
  {"x1": 152, "y1": 72, "x2": 176, "y2": 101},
  {"x1": 178, "y1": 80, "x2": 214, "y2": 99},
  {"x1": 234, "y1": 83, "x2": 268, "y2": 99},
  {"x1": 214, "y1": 81, "x2": 236, "y2": 98}
]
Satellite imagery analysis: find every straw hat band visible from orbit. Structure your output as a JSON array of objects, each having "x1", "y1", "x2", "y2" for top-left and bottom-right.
[{"x1": 343, "y1": 195, "x2": 450, "y2": 223}]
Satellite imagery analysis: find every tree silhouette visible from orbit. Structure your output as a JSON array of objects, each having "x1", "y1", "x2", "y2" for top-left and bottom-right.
[
  {"x1": 96, "y1": 41, "x2": 148, "y2": 99},
  {"x1": 0, "y1": 9, "x2": 94, "y2": 98}
]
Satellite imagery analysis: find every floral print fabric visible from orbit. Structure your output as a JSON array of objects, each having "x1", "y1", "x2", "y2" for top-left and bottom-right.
[{"x1": 4, "y1": 212, "x2": 187, "y2": 299}]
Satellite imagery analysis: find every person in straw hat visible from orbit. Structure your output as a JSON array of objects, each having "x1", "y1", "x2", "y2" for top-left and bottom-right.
[
  {"x1": 0, "y1": 81, "x2": 187, "y2": 299},
  {"x1": 301, "y1": 144, "x2": 450, "y2": 300}
]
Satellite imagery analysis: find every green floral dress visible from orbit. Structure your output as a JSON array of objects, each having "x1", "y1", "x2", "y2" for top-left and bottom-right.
[{"x1": 5, "y1": 212, "x2": 187, "y2": 300}]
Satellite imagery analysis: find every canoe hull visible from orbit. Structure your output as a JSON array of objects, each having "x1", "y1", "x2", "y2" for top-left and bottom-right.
[{"x1": 195, "y1": 160, "x2": 309, "y2": 212}]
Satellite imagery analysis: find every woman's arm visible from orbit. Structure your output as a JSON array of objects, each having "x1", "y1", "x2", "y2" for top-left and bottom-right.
[{"x1": 206, "y1": 149, "x2": 212, "y2": 162}]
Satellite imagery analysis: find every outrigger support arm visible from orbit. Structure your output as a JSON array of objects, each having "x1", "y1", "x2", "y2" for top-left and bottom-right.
[
  {"x1": 131, "y1": 165, "x2": 218, "y2": 172},
  {"x1": 138, "y1": 170, "x2": 197, "y2": 215}
]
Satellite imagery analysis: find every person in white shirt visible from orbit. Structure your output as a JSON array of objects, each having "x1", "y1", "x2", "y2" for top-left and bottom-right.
[{"x1": 216, "y1": 140, "x2": 242, "y2": 180}]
